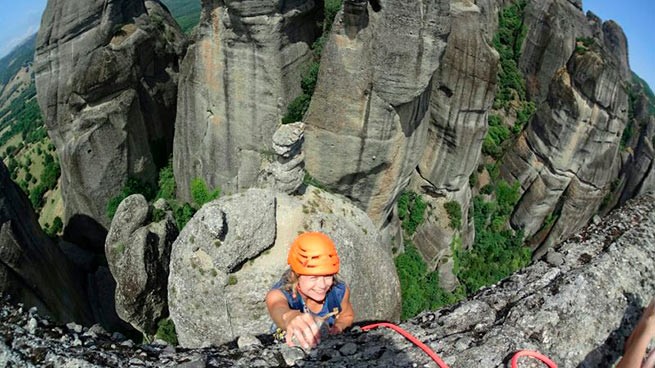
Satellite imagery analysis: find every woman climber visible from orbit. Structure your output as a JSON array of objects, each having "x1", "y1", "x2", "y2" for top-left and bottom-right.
[{"x1": 265, "y1": 231, "x2": 354, "y2": 349}]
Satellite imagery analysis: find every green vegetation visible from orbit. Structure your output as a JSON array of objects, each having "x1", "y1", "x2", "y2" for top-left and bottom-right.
[
  {"x1": 0, "y1": 33, "x2": 36, "y2": 86},
  {"x1": 454, "y1": 181, "x2": 530, "y2": 293},
  {"x1": 492, "y1": 0, "x2": 528, "y2": 110},
  {"x1": 395, "y1": 242, "x2": 464, "y2": 320},
  {"x1": 156, "y1": 159, "x2": 176, "y2": 200},
  {"x1": 0, "y1": 83, "x2": 46, "y2": 147},
  {"x1": 444, "y1": 201, "x2": 462, "y2": 230},
  {"x1": 282, "y1": 0, "x2": 343, "y2": 124},
  {"x1": 397, "y1": 191, "x2": 427, "y2": 236},
  {"x1": 190, "y1": 177, "x2": 220, "y2": 207},
  {"x1": 106, "y1": 178, "x2": 156, "y2": 219},
  {"x1": 155, "y1": 318, "x2": 178, "y2": 345},
  {"x1": 160, "y1": 0, "x2": 201, "y2": 34},
  {"x1": 28, "y1": 150, "x2": 61, "y2": 210},
  {"x1": 621, "y1": 72, "x2": 655, "y2": 150},
  {"x1": 482, "y1": 114, "x2": 510, "y2": 159}
]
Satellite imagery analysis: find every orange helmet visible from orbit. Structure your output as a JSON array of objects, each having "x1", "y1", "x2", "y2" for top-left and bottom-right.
[{"x1": 287, "y1": 232, "x2": 340, "y2": 275}]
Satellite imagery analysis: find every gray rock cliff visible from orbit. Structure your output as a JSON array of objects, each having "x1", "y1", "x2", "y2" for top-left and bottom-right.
[
  {"x1": 172, "y1": 0, "x2": 322, "y2": 201},
  {"x1": 34, "y1": 0, "x2": 186, "y2": 228},
  {"x1": 0, "y1": 160, "x2": 93, "y2": 325},
  {"x1": 304, "y1": 0, "x2": 450, "y2": 226},
  {"x1": 410, "y1": 0, "x2": 499, "y2": 284},
  {"x1": 501, "y1": 18, "x2": 629, "y2": 257}
]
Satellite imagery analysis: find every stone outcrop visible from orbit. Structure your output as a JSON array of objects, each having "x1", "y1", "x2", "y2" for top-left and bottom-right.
[
  {"x1": 501, "y1": 23, "x2": 629, "y2": 257},
  {"x1": 257, "y1": 122, "x2": 306, "y2": 194},
  {"x1": 105, "y1": 195, "x2": 178, "y2": 334},
  {"x1": 304, "y1": 0, "x2": 450, "y2": 226},
  {"x1": 172, "y1": 0, "x2": 322, "y2": 201},
  {"x1": 168, "y1": 187, "x2": 401, "y2": 348},
  {"x1": 410, "y1": 0, "x2": 499, "y2": 284},
  {"x1": 34, "y1": 0, "x2": 186, "y2": 228},
  {"x1": 519, "y1": 0, "x2": 591, "y2": 102},
  {"x1": 0, "y1": 160, "x2": 92, "y2": 325},
  {"x1": 2, "y1": 193, "x2": 654, "y2": 367}
]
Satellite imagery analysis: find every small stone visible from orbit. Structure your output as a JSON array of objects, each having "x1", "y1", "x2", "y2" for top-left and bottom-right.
[
  {"x1": 237, "y1": 334, "x2": 262, "y2": 350},
  {"x1": 280, "y1": 344, "x2": 307, "y2": 366},
  {"x1": 66, "y1": 322, "x2": 83, "y2": 334},
  {"x1": 25, "y1": 317, "x2": 37, "y2": 334},
  {"x1": 111, "y1": 332, "x2": 126, "y2": 341},
  {"x1": 120, "y1": 339, "x2": 135, "y2": 348},
  {"x1": 339, "y1": 342, "x2": 358, "y2": 356},
  {"x1": 72, "y1": 335, "x2": 83, "y2": 347},
  {"x1": 28, "y1": 307, "x2": 38, "y2": 316}
]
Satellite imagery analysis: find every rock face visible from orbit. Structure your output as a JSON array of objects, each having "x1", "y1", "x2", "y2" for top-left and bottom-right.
[
  {"x1": 34, "y1": 0, "x2": 185, "y2": 228},
  {"x1": 501, "y1": 23, "x2": 629, "y2": 257},
  {"x1": 0, "y1": 160, "x2": 92, "y2": 325},
  {"x1": 172, "y1": 0, "x2": 322, "y2": 201},
  {"x1": 105, "y1": 195, "x2": 178, "y2": 334},
  {"x1": 2, "y1": 193, "x2": 654, "y2": 367},
  {"x1": 410, "y1": 0, "x2": 499, "y2": 282},
  {"x1": 519, "y1": 0, "x2": 591, "y2": 102},
  {"x1": 304, "y1": 0, "x2": 450, "y2": 226},
  {"x1": 168, "y1": 187, "x2": 401, "y2": 348}
]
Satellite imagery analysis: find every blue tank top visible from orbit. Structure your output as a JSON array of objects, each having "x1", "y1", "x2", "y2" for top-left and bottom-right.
[{"x1": 270, "y1": 279, "x2": 346, "y2": 327}]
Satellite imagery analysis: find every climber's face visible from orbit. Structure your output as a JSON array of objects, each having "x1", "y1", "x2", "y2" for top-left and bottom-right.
[{"x1": 297, "y1": 274, "x2": 334, "y2": 302}]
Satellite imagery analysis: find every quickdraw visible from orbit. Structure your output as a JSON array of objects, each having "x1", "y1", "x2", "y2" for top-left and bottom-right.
[{"x1": 361, "y1": 322, "x2": 558, "y2": 368}]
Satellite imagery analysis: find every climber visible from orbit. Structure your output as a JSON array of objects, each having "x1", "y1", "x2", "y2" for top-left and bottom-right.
[
  {"x1": 265, "y1": 231, "x2": 354, "y2": 349},
  {"x1": 617, "y1": 297, "x2": 655, "y2": 368}
]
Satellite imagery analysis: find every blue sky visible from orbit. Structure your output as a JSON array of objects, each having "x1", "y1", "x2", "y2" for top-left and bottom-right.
[
  {"x1": 0, "y1": 0, "x2": 653, "y2": 90},
  {"x1": 583, "y1": 0, "x2": 655, "y2": 90},
  {"x1": 0, "y1": 0, "x2": 46, "y2": 57}
]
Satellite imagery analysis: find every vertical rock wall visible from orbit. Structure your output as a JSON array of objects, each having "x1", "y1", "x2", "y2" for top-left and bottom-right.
[
  {"x1": 34, "y1": 0, "x2": 185, "y2": 228},
  {"x1": 518, "y1": 0, "x2": 590, "y2": 102},
  {"x1": 502, "y1": 25, "x2": 629, "y2": 257},
  {"x1": 172, "y1": 0, "x2": 322, "y2": 201},
  {"x1": 304, "y1": 0, "x2": 450, "y2": 226},
  {"x1": 410, "y1": 0, "x2": 499, "y2": 287},
  {"x1": 0, "y1": 161, "x2": 93, "y2": 324}
]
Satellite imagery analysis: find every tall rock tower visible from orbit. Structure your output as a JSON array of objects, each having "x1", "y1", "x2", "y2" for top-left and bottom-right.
[{"x1": 35, "y1": 0, "x2": 186, "y2": 229}]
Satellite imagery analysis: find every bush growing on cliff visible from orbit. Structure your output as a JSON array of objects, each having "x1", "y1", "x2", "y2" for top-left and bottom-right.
[
  {"x1": 156, "y1": 160, "x2": 176, "y2": 201},
  {"x1": 106, "y1": 178, "x2": 156, "y2": 220},
  {"x1": 190, "y1": 177, "x2": 220, "y2": 207},
  {"x1": 455, "y1": 181, "x2": 530, "y2": 293},
  {"x1": 397, "y1": 191, "x2": 427, "y2": 236},
  {"x1": 282, "y1": 0, "x2": 343, "y2": 124},
  {"x1": 155, "y1": 318, "x2": 178, "y2": 346},
  {"x1": 444, "y1": 201, "x2": 462, "y2": 230},
  {"x1": 395, "y1": 242, "x2": 463, "y2": 320},
  {"x1": 492, "y1": 0, "x2": 529, "y2": 110}
]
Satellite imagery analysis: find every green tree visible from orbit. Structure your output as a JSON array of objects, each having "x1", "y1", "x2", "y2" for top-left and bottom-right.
[{"x1": 190, "y1": 177, "x2": 220, "y2": 207}]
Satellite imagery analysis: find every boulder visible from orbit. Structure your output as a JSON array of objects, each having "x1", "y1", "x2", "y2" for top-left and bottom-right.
[
  {"x1": 105, "y1": 195, "x2": 178, "y2": 334},
  {"x1": 258, "y1": 122, "x2": 306, "y2": 194},
  {"x1": 168, "y1": 187, "x2": 400, "y2": 348}
]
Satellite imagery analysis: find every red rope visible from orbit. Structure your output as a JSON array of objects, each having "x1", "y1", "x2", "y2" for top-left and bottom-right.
[
  {"x1": 361, "y1": 322, "x2": 449, "y2": 368},
  {"x1": 510, "y1": 350, "x2": 558, "y2": 368},
  {"x1": 361, "y1": 322, "x2": 558, "y2": 368}
]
